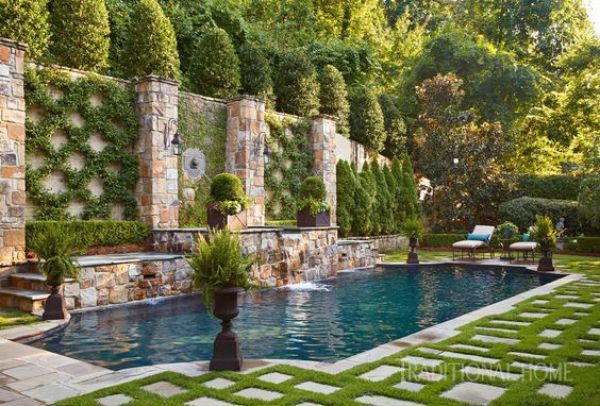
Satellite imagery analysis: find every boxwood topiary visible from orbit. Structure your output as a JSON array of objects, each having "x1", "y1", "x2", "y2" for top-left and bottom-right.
[
  {"x1": 298, "y1": 176, "x2": 329, "y2": 216},
  {"x1": 209, "y1": 173, "x2": 249, "y2": 215}
]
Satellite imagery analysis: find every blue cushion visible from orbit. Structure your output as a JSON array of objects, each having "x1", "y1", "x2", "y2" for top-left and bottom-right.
[
  {"x1": 522, "y1": 233, "x2": 530, "y2": 242},
  {"x1": 467, "y1": 233, "x2": 490, "y2": 242}
]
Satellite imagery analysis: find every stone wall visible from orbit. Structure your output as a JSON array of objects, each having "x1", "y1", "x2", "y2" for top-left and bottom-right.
[
  {"x1": 337, "y1": 240, "x2": 378, "y2": 270},
  {"x1": 0, "y1": 39, "x2": 26, "y2": 266},
  {"x1": 336, "y1": 133, "x2": 391, "y2": 170},
  {"x1": 346, "y1": 235, "x2": 408, "y2": 253}
]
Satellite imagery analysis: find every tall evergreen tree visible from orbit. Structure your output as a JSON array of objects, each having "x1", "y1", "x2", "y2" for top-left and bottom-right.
[
  {"x1": 391, "y1": 157, "x2": 406, "y2": 227},
  {"x1": 401, "y1": 156, "x2": 419, "y2": 218},
  {"x1": 188, "y1": 26, "x2": 241, "y2": 98},
  {"x1": 352, "y1": 165, "x2": 372, "y2": 236},
  {"x1": 318, "y1": 64, "x2": 350, "y2": 136},
  {"x1": 372, "y1": 161, "x2": 393, "y2": 234},
  {"x1": 379, "y1": 94, "x2": 408, "y2": 157},
  {"x1": 0, "y1": 0, "x2": 50, "y2": 60},
  {"x1": 350, "y1": 87, "x2": 386, "y2": 152},
  {"x1": 361, "y1": 163, "x2": 380, "y2": 235},
  {"x1": 49, "y1": 0, "x2": 110, "y2": 71},
  {"x1": 121, "y1": 0, "x2": 179, "y2": 79},
  {"x1": 238, "y1": 40, "x2": 272, "y2": 98},
  {"x1": 336, "y1": 160, "x2": 355, "y2": 236},
  {"x1": 273, "y1": 50, "x2": 320, "y2": 116},
  {"x1": 383, "y1": 164, "x2": 401, "y2": 233}
]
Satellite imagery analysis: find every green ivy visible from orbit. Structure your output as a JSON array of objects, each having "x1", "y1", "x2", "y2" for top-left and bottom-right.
[
  {"x1": 264, "y1": 114, "x2": 313, "y2": 220},
  {"x1": 25, "y1": 67, "x2": 139, "y2": 220}
]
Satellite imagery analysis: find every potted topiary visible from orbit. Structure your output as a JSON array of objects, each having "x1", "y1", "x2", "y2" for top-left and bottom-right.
[
  {"x1": 29, "y1": 226, "x2": 81, "y2": 320},
  {"x1": 207, "y1": 173, "x2": 251, "y2": 230},
  {"x1": 530, "y1": 215, "x2": 556, "y2": 272},
  {"x1": 402, "y1": 217, "x2": 424, "y2": 264},
  {"x1": 187, "y1": 227, "x2": 255, "y2": 371},
  {"x1": 297, "y1": 176, "x2": 331, "y2": 227},
  {"x1": 497, "y1": 221, "x2": 519, "y2": 260}
]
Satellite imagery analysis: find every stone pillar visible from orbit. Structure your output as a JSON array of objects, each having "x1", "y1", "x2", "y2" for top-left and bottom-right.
[
  {"x1": 135, "y1": 75, "x2": 179, "y2": 229},
  {"x1": 0, "y1": 38, "x2": 26, "y2": 266},
  {"x1": 310, "y1": 115, "x2": 337, "y2": 224},
  {"x1": 226, "y1": 96, "x2": 267, "y2": 227}
]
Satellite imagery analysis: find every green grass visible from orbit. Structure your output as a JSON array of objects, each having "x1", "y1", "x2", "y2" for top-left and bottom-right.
[
  {"x1": 57, "y1": 262, "x2": 600, "y2": 405},
  {"x1": 0, "y1": 308, "x2": 40, "y2": 330}
]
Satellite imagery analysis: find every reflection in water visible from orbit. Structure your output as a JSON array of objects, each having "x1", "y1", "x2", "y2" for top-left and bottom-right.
[{"x1": 32, "y1": 265, "x2": 561, "y2": 370}]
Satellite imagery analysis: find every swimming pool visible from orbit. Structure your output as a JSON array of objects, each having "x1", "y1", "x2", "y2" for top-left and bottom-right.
[{"x1": 32, "y1": 264, "x2": 562, "y2": 370}]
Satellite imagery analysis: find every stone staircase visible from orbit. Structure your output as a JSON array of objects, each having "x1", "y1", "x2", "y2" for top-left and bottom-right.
[{"x1": 0, "y1": 272, "x2": 73, "y2": 314}]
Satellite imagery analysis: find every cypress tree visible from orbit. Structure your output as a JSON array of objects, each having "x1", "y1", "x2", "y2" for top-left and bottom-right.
[
  {"x1": 349, "y1": 87, "x2": 386, "y2": 152},
  {"x1": 383, "y1": 164, "x2": 401, "y2": 233},
  {"x1": 360, "y1": 163, "x2": 380, "y2": 236},
  {"x1": 188, "y1": 26, "x2": 241, "y2": 98},
  {"x1": 352, "y1": 166, "x2": 372, "y2": 236},
  {"x1": 401, "y1": 156, "x2": 419, "y2": 218},
  {"x1": 372, "y1": 161, "x2": 393, "y2": 235},
  {"x1": 336, "y1": 160, "x2": 355, "y2": 237},
  {"x1": 319, "y1": 65, "x2": 350, "y2": 136},
  {"x1": 49, "y1": 0, "x2": 110, "y2": 71},
  {"x1": 273, "y1": 50, "x2": 320, "y2": 116},
  {"x1": 391, "y1": 158, "x2": 406, "y2": 228},
  {"x1": 0, "y1": 0, "x2": 50, "y2": 60},
  {"x1": 379, "y1": 94, "x2": 408, "y2": 157},
  {"x1": 238, "y1": 40, "x2": 272, "y2": 98},
  {"x1": 121, "y1": 0, "x2": 180, "y2": 79}
]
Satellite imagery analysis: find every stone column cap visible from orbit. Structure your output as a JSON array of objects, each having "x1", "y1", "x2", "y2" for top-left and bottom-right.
[
  {"x1": 227, "y1": 94, "x2": 267, "y2": 104},
  {"x1": 0, "y1": 37, "x2": 28, "y2": 51},
  {"x1": 134, "y1": 74, "x2": 179, "y2": 86},
  {"x1": 311, "y1": 114, "x2": 338, "y2": 122}
]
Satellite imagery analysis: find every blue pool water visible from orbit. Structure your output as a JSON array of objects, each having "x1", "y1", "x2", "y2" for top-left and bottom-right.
[{"x1": 32, "y1": 264, "x2": 561, "y2": 370}]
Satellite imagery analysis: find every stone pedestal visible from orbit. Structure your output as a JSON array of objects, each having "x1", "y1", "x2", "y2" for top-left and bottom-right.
[
  {"x1": 226, "y1": 96, "x2": 267, "y2": 227},
  {"x1": 310, "y1": 115, "x2": 337, "y2": 224},
  {"x1": 0, "y1": 38, "x2": 27, "y2": 266},
  {"x1": 135, "y1": 75, "x2": 179, "y2": 229}
]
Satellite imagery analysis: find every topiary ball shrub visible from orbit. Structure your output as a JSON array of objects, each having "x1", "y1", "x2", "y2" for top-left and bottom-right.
[
  {"x1": 299, "y1": 176, "x2": 327, "y2": 201},
  {"x1": 210, "y1": 173, "x2": 245, "y2": 203},
  {"x1": 497, "y1": 221, "x2": 519, "y2": 238}
]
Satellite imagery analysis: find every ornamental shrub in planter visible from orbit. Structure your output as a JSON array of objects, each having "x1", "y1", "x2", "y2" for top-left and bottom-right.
[
  {"x1": 297, "y1": 177, "x2": 331, "y2": 227},
  {"x1": 402, "y1": 217, "x2": 424, "y2": 264},
  {"x1": 187, "y1": 228, "x2": 255, "y2": 371},
  {"x1": 497, "y1": 221, "x2": 519, "y2": 259},
  {"x1": 207, "y1": 173, "x2": 250, "y2": 230}
]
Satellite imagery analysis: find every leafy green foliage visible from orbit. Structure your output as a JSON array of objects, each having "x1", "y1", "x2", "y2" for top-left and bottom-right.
[
  {"x1": 335, "y1": 160, "x2": 355, "y2": 236},
  {"x1": 499, "y1": 197, "x2": 579, "y2": 234},
  {"x1": 574, "y1": 237, "x2": 600, "y2": 253},
  {"x1": 349, "y1": 87, "x2": 386, "y2": 152},
  {"x1": 318, "y1": 65, "x2": 349, "y2": 136},
  {"x1": 48, "y1": 0, "x2": 110, "y2": 71},
  {"x1": 497, "y1": 221, "x2": 519, "y2": 239},
  {"x1": 402, "y1": 217, "x2": 424, "y2": 238},
  {"x1": 273, "y1": 50, "x2": 320, "y2": 116},
  {"x1": 187, "y1": 228, "x2": 255, "y2": 315},
  {"x1": 26, "y1": 221, "x2": 150, "y2": 250},
  {"x1": 517, "y1": 175, "x2": 582, "y2": 201},
  {"x1": 0, "y1": 0, "x2": 50, "y2": 60},
  {"x1": 379, "y1": 94, "x2": 407, "y2": 157},
  {"x1": 352, "y1": 167, "x2": 372, "y2": 237},
  {"x1": 209, "y1": 173, "x2": 249, "y2": 215},
  {"x1": 28, "y1": 224, "x2": 81, "y2": 287},
  {"x1": 530, "y1": 215, "x2": 557, "y2": 249},
  {"x1": 578, "y1": 176, "x2": 600, "y2": 233},
  {"x1": 121, "y1": 0, "x2": 179, "y2": 79},
  {"x1": 298, "y1": 176, "x2": 329, "y2": 216},
  {"x1": 238, "y1": 40, "x2": 272, "y2": 98},
  {"x1": 188, "y1": 26, "x2": 241, "y2": 98},
  {"x1": 25, "y1": 68, "x2": 139, "y2": 220}
]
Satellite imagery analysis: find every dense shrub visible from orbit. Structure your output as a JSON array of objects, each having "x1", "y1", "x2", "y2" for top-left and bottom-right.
[
  {"x1": 401, "y1": 156, "x2": 419, "y2": 218},
  {"x1": 273, "y1": 50, "x2": 320, "y2": 116},
  {"x1": 318, "y1": 65, "x2": 350, "y2": 136},
  {"x1": 574, "y1": 237, "x2": 600, "y2": 253},
  {"x1": 238, "y1": 40, "x2": 272, "y2": 98},
  {"x1": 299, "y1": 176, "x2": 327, "y2": 201},
  {"x1": 210, "y1": 173, "x2": 246, "y2": 203},
  {"x1": 349, "y1": 87, "x2": 386, "y2": 152},
  {"x1": 421, "y1": 234, "x2": 465, "y2": 247},
  {"x1": 379, "y1": 94, "x2": 407, "y2": 157},
  {"x1": 49, "y1": 0, "x2": 110, "y2": 71},
  {"x1": 121, "y1": 0, "x2": 180, "y2": 79},
  {"x1": 0, "y1": 0, "x2": 50, "y2": 60},
  {"x1": 336, "y1": 160, "x2": 355, "y2": 236},
  {"x1": 26, "y1": 221, "x2": 150, "y2": 250},
  {"x1": 352, "y1": 174, "x2": 373, "y2": 236},
  {"x1": 499, "y1": 197, "x2": 579, "y2": 233},
  {"x1": 188, "y1": 26, "x2": 241, "y2": 98},
  {"x1": 578, "y1": 176, "x2": 600, "y2": 233},
  {"x1": 516, "y1": 175, "x2": 581, "y2": 201}
]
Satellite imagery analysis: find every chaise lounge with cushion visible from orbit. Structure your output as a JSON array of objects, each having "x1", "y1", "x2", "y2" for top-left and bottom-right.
[
  {"x1": 509, "y1": 233, "x2": 538, "y2": 262},
  {"x1": 452, "y1": 225, "x2": 495, "y2": 260}
]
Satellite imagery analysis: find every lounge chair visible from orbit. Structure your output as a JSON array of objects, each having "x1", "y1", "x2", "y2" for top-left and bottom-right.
[
  {"x1": 452, "y1": 225, "x2": 495, "y2": 260},
  {"x1": 509, "y1": 234, "x2": 538, "y2": 263}
]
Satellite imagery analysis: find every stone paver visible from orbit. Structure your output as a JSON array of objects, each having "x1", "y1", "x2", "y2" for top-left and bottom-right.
[
  {"x1": 185, "y1": 397, "x2": 236, "y2": 406},
  {"x1": 202, "y1": 378, "x2": 236, "y2": 389},
  {"x1": 582, "y1": 350, "x2": 600, "y2": 356},
  {"x1": 441, "y1": 382, "x2": 506, "y2": 405},
  {"x1": 394, "y1": 381, "x2": 425, "y2": 392},
  {"x1": 3, "y1": 365, "x2": 53, "y2": 380},
  {"x1": 489, "y1": 320, "x2": 530, "y2": 327},
  {"x1": 555, "y1": 318, "x2": 577, "y2": 326},
  {"x1": 439, "y1": 351, "x2": 499, "y2": 364},
  {"x1": 539, "y1": 343, "x2": 561, "y2": 350},
  {"x1": 519, "y1": 312, "x2": 548, "y2": 319},
  {"x1": 258, "y1": 372, "x2": 293, "y2": 384},
  {"x1": 574, "y1": 312, "x2": 590, "y2": 317},
  {"x1": 565, "y1": 302, "x2": 592, "y2": 309},
  {"x1": 537, "y1": 383, "x2": 573, "y2": 399},
  {"x1": 417, "y1": 347, "x2": 443, "y2": 355},
  {"x1": 399, "y1": 356, "x2": 443, "y2": 367},
  {"x1": 355, "y1": 395, "x2": 424, "y2": 406},
  {"x1": 141, "y1": 381, "x2": 187, "y2": 398},
  {"x1": 359, "y1": 365, "x2": 405, "y2": 382},
  {"x1": 511, "y1": 362, "x2": 557, "y2": 373},
  {"x1": 233, "y1": 388, "x2": 283, "y2": 401},
  {"x1": 449, "y1": 344, "x2": 490, "y2": 353},
  {"x1": 416, "y1": 371, "x2": 444, "y2": 382},
  {"x1": 0, "y1": 388, "x2": 22, "y2": 403},
  {"x1": 588, "y1": 328, "x2": 600, "y2": 335},
  {"x1": 539, "y1": 329, "x2": 561, "y2": 338},
  {"x1": 476, "y1": 327, "x2": 518, "y2": 334},
  {"x1": 471, "y1": 334, "x2": 519, "y2": 345},
  {"x1": 97, "y1": 394, "x2": 134, "y2": 406},
  {"x1": 532, "y1": 300, "x2": 549, "y2": 305},
  {"x1": 569, "y1": 361, "x2": 594, "y2": 368},
  {"x1": 555, "y1": 295, "x2": 579, "y2": 299},
  {"x1": 295, "y1": 381, "x2": 340, "y2": 394},
  {"x1": 508, "y1": 351, "x2": 545, "y2": 360},
  {"x1": 461, "y1": 366, "x2": 521, "y2": 381}
]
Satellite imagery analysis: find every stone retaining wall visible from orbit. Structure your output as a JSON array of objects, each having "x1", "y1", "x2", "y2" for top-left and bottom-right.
[
  {"x1": 337, "y1": 240, "x2": 378, "y2": 270},
  {"x1": 347, "y1": 235, "x2": 408, "y2": 253}
]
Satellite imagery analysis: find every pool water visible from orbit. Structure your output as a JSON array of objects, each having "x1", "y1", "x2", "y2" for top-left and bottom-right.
[{"x1": 32, "y1": 264, "x2": 561, "y2": 370}]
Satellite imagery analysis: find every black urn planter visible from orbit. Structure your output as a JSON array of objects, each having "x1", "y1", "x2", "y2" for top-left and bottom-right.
[
  {"x1": 407, "y1": 236, "x2": 419, "y2": 264},
  {"x1": 207, "y1": 205, "x2": 246, "y2": 230},
  {"x1": 43, "y1": 285, "x2": 69, "y2": 320},
  {"x1": 537, "y1": 247, "x2": 555, "y2": 272},
  {"x1": 297, "y1": 208, "x2": 331, "y2": 227},
  {"x1": 210, "y1": 286, "x2": 244, "y2": 371}
]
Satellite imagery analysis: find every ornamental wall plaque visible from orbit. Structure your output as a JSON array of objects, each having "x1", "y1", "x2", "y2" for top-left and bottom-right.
[{"x1": 183, "y1": 148, "x2": 206, "y2": 181}]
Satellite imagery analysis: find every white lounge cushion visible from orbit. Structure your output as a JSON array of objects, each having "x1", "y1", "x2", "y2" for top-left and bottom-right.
[
  {"x1": 510, "y1": 242, "x2": 538, "y2": 251},
  {"x1": 453, "y1": 240, "x2": 485, "y2": 249}
]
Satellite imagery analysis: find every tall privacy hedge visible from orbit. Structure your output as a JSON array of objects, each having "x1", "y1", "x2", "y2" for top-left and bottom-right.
[
  {"x1": 0, "y1": 0, "x2": 50, "y2": 60},
  {"x1": 516, "y1": 174, "x2": 581, "y2": 201},
  {"x1": 273, "y1": 50, "x2": 320, "y2": 116},
  {"x1": 578, "y1": 176, "x2": 600, "y2": 233},
  {"x1": 499, "y1": 197, "x2": 579, "y2": 233}
]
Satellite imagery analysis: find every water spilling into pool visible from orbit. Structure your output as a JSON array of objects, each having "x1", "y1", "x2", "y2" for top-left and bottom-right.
[{"x1": 32, "y1": 264, "x2": 561, "y2": 370}]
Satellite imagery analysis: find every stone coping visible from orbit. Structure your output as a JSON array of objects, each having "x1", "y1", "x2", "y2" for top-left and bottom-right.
[
  {"x1": 73, "y1": 252, "x2": 183, "y2": 267},
  {"x1": 0, "y1": 317, "x2": 69, "y2": 343},
  {"x1": 153, "y1": 226, "x2": 339, "y2": 233},
  {"x1": 337, "y1": 239, "x2": 371, "y2": 245}
]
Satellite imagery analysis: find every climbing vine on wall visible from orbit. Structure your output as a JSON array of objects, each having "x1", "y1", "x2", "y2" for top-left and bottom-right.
[
  {"x1": 25, "y1": 67, "x2": 139, "y2": 220},
  {"x1": 265, "y1": 113, "x2": 313, "y2": 220},
  {"x1": 178, "y1": 96, "x2": 227, "y2": 226}
]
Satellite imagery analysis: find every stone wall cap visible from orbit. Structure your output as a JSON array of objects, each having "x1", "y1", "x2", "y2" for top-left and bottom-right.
[
  {"x1": 311, "y1": 114, "x2": 338, "y2": 122},
  {"x1": 0, "y1": 37, "x2": 28, "y2": 51},
  {"x1": 29, "y1": 62, "x2": 132, "y2": 85},
  {"x1": 226, "y1": 94, "x2": 267, "y2": 104},
  {"x1": 180, "y1": 91, "x2": 227, "y2": 105},
  {"x1": 134, "y1": 74, "x2": 179, "y2": 86}
]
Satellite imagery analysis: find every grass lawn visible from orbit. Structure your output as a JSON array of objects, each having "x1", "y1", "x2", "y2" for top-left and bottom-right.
[{"x1": 0, "y1": 308, "x2": 40, "y2": 330}]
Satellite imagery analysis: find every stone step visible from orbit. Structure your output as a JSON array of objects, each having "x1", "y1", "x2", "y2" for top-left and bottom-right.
[
  {"x1": 0, "y1": 288, "x2": 49, "y2": 313},
  {"x1": 8, "y1": 273, "x2": 73, "y2": 292}
]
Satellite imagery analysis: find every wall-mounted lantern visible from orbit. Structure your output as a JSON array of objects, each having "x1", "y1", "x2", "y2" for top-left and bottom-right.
[
  {"x1": 164, "y1": 118, "x2": 182, "y2": 156},
  {"x1": 252, "y1": 131, "x2": 271, "y2": 165}
]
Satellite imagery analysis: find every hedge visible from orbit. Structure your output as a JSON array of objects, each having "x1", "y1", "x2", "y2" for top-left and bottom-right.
[
  {"x1": 26, "y1": 221, "x2": 151, "y2": 250},
  {"x1": 421, "y1": 234, "x2": 465, "y2": 247},
  {"x1": 516, "y1": 175, "x2": 581, "y2": 201},
  {"x1": 499, "y1": 197, "x2": 579, "y2": 233},
  {"x1": 574, "y1": 237, "x2": 600, "y2": 254}
]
